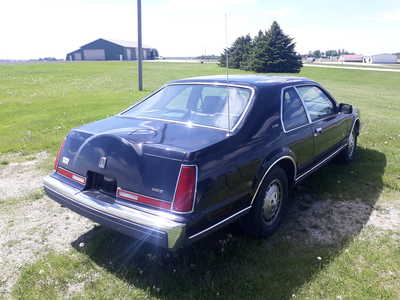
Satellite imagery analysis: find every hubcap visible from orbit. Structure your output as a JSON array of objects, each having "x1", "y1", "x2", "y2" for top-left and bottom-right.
[
  {"x1": 348, "y1": 131, "x2": 355, "y2": 158},
  {"x1": 262, "y1": 179, "x2": 282, "y2": 225}
]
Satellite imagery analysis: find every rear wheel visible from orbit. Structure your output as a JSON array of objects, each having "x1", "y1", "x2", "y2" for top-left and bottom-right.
[{"x1": 242, "y1": 167, "x2": 289, "y2": 237}]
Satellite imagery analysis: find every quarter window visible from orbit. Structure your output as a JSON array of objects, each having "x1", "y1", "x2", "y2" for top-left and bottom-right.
[
  {"x1": 282, "y1": 87, "x2": 309, "y2": 131},
  {"x1": 296, "y1": 86, "x2": 335, "y2": 121}
]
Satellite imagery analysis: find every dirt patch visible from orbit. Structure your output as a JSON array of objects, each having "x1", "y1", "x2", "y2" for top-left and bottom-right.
[
  {"x1": 283, "y1": 196, "x2": 400, "y2": 245},
  {"x1": 368, "y1": 205, "x2": 400, "y2": 232},
  {"x1": 0, "y1": 196, "x2": 94, "y2": 297},
  {"x1": 0, "y1": 152, "x2": 49, "y2": 200}
]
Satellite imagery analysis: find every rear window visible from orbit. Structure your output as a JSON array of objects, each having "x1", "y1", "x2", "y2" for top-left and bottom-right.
[{"x1": 121, "y1": 84, "x2": 252, "y2": 130}]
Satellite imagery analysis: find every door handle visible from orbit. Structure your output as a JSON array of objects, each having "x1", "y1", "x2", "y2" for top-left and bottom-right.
[{"x1": 314, "y1": 127, "x2": 323, "y2": 136}]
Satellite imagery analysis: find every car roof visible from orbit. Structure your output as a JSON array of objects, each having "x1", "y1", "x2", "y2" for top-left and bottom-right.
[{"x1": 168, "y1": 74, "x2": 316, "y2": 88}]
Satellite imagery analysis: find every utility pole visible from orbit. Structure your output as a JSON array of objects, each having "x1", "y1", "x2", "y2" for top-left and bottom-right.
[{"x1": 137, "y1": 0, "x2": 143, "y2": 90}]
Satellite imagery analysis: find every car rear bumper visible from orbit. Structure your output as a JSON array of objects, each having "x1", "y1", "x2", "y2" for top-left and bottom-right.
[{"x1": 43, "y1": 175, "x2": 186, "y2": 249}]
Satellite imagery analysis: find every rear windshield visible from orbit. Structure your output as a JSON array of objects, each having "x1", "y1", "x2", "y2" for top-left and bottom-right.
[{"x1": 121, "y1": 84, "x2": 252, "y2": 130}]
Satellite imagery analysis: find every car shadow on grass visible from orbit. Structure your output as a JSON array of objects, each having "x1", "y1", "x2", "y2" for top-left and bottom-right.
[{"x1": 72, "y1": 147, "x2": 386, "y2": 300}]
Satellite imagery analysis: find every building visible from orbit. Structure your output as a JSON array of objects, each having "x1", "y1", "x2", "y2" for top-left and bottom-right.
[
  {"x1": 66, "y1": 38, "x2": 159, "y2": 61},
  {"x1": 363, "y1": 54, "x2": 397, "y2": 64},
  {"x1": 338, "y1": 54, "x2": 364, "y2": 62}
]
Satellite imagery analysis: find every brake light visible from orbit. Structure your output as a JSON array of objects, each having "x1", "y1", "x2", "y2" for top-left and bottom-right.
[
  {"x1": 117, "y1": 188, "x2": 171, "y2": 209},
  {"x1": 56, "y1": 167, "x2": 86, "y2": 185},
  {"x1": 54, "y1": 137, "x2": 66, "y2": 170},
  {"x1": 172, "y1": 165, "x2": 197, "y2": 213}
]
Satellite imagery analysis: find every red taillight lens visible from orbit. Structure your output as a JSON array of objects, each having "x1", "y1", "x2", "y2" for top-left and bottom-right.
[
  {"x1": 54, "y1": 137, "x2": 66, "y2": 170},
  {"x1": 172, "y1": 165, "x2": 197, "y2": 213}
]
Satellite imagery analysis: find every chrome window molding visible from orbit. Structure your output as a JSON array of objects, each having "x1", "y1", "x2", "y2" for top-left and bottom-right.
[
  {"x1": 294, "y1": 84, "x2": 338, "y2": 123},
  {"x1": 117, "y1": 82, "x2": 256, "y2": 133},
  {"x1": 280, "y1": 86, "x2": 312, "y2": 133},
  {"x1": 249, "y1": 155, "x2": 297, "y2": 206},
  {"x1": 281, "y1": 84, "x2": 342, "y2": 134}
]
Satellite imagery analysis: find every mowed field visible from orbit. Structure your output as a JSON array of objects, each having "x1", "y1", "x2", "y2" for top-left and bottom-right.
[{"x1": 0, "y1": 62, "x2": 399, "y2": 300}]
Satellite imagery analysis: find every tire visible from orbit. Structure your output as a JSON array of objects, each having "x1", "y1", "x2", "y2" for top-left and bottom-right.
[
  {"x1": 337, "y1": 125, "x2": 358, "y2": 163},
  {"x1": 242, "y1": 166, "x2": 289, "y2": 237}
]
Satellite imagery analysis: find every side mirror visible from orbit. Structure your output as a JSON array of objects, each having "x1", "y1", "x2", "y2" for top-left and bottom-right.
[{"x1": 338, "y1": 103, "x2": 353, "y2": 114}]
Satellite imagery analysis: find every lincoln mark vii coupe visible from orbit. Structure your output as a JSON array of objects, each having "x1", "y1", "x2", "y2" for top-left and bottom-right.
[{"x1": 44, "y1": 75, "x2": 361, "y2": 250}]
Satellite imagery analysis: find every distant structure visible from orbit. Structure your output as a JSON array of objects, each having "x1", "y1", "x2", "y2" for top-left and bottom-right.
[
  {"x1": 338, "y1": 54, "x2": 363, "y2": 63},
  {"x1": 363, "y1": 54, "x2": 397, "y2": 64},
  {"x1": 66, "y1": 38, "x2": 158, "y2": 61}
]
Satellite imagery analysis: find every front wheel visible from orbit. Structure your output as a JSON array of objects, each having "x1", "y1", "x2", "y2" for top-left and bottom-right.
[
  {"x1": 242, "y1": 166, "x2": 289, "y2": 237},
  {"x1": 338, "y1": 126, "x2": 358, "y2": 163}
]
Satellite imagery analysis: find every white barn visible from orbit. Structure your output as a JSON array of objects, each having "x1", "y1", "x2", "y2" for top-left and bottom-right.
[{"x1": 363, "y1": 54, "x2": 397, "y2": 64}]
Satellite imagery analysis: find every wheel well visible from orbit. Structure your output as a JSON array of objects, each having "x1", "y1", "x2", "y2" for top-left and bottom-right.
[
  {"x1": 354, "y1": 119, "x2": 360, "y2": 136},
  {"x1": 276, "y1": 158, "x2": 296, "y2": 187}
]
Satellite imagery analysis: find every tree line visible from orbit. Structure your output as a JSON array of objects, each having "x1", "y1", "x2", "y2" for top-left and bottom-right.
[
  {"x1": 308, "y1": 49, "x2": 353, "y2": 58},
  {"x1": 219, "y1": 21, "x2": 302, "y2": 73}
]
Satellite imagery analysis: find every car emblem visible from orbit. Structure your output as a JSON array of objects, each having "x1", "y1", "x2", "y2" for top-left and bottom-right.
[{"x1": 98, "y1": 157, "x2": 107, "y2": 169}]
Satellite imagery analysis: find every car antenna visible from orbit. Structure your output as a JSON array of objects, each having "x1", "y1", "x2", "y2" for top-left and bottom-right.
[{"x1": 225, "y1": 12, "x2": 231, "y2": 135}]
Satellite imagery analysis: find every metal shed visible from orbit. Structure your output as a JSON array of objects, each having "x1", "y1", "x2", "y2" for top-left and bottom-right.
[
  {"x1": 363, "y1": 54, "x2": 397, "y2": 64},
  {"x1": 66, "y1": 38, "x2": 159, "y2": 61}
]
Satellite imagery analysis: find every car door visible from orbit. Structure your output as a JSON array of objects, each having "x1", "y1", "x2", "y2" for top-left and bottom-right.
[
  {"x1": 281, "y1": 87, "x2": 315, "y2": 173},
  {"x1": 296, "y1": 85, "x2": 348, "y2": 160}
]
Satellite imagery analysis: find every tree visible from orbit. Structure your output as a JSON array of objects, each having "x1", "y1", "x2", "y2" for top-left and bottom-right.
[
  {"x1": 312, "y1": 50, "x2": 321, "y2": 58},
  {"x1": 249, "y1": 21, "x2": 302, "y2": 73},
  {"x1": 218, "y1": 34, "x2": 252, "y2": 69},
  {"x1": 229, "y1": 34, "x2": 252, "y2": 69}
]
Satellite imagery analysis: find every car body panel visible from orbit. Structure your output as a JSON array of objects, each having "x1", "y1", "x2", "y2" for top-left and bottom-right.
[{"x1": 44, "y1": 75, "x2": 360, "y2": 249}]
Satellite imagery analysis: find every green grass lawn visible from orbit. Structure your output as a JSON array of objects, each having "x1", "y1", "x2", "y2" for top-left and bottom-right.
[
  {"x1": 1, "y1": 62, "x2": 400, "y2": 299},
  {"x1": 307, "y1": 62, "x2": 400, "y2": 69}
]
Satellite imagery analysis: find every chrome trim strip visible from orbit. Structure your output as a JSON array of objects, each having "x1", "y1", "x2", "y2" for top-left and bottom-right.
[
  {"x1": 250, "y1": 156, "x2": 297, "y2": 206},
  {"x1": 171, "y1": 164, "x2": 198, "y2": 214},
  {"x1": 188, "y1": 206, "x2": 251, "y2": 240},
  {"x1": 117, "y1": 82, "x2": 256, "y2": 133},
  {"x1": 43, "y1": 175, "x2": 185, "y2": 249},
  {"x1": 295, "y1": 143, "x2": 347, "y2": 182},
  {"x1": 293, "y1": 86, "x2": 313, "y2": 123},
  {"x1": 293, "y1": 84, "x2": 338, "y2": 123}
]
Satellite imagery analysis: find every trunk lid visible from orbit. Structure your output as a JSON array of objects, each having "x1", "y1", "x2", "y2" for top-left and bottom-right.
[{"x1": 57, "y1": 116, "x2": 227, "y2": 203}]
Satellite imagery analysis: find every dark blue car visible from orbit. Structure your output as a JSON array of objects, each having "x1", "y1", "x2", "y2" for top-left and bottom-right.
[{"x1": 44, "y1": 75, "x2": 361, "y2": 249}]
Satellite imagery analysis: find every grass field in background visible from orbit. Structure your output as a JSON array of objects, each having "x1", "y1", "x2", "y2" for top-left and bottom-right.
[{"x1": 1, "y1": 62, "x2": 399, "y2": 299}]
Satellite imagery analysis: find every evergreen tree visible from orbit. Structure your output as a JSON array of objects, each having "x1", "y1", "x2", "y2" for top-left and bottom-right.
[
  {"x1": 250, "y1": 21, "x2": 302, "y2": 73},
  {"x1": 218, "y1": 48, "x2": 229, "y2": 68},
  {"x1": 219, "y1": 34, "x2": 252, "y2": 69}
]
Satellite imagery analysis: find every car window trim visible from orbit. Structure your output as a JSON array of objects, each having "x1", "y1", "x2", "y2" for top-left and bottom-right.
[
  {"x1": 294, "y1": 84, "x2": 337, "y2": 123},
  {"x1": 118, "y1": 82, "x2": 256, "y2": 133},
  {"x1": 280, "y1": 86, "x2": 312, "y2": 133}
]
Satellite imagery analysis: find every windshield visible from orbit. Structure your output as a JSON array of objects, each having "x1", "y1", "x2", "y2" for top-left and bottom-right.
[{"x1": 121, "y1": 84, "x2": 252, "y2": 130}]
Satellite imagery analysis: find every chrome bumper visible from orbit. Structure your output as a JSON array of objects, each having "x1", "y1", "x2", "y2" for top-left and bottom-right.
[{"x1": 43, "y1": 175, "x2": 186, "y2": 249}]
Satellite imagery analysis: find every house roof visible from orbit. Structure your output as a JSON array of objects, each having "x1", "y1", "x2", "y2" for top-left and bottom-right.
[{"x1": 103, "y1": 38, "x2": 153, "y2": 49}]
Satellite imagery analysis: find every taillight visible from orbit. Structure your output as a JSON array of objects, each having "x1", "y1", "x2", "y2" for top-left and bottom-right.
[
  {"x1": 54, "y1": 137, "x2": 66, "y2": 170},
  {"x1": 172, "y1": 165, "x2": 197, "y2": 213}
]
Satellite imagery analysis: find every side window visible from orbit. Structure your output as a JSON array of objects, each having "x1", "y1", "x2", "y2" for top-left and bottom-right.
[
  {"x1": 296, "y1": 86, "x2": 335, "y2": 122},
  {"x1": 282, "y1": 87, "x2": 309, "y2": 131}
]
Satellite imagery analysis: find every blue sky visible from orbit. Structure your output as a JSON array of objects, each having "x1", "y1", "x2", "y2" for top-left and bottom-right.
[{"x1": 1, "y1": 0, "x2": 399, "y2": 59}]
